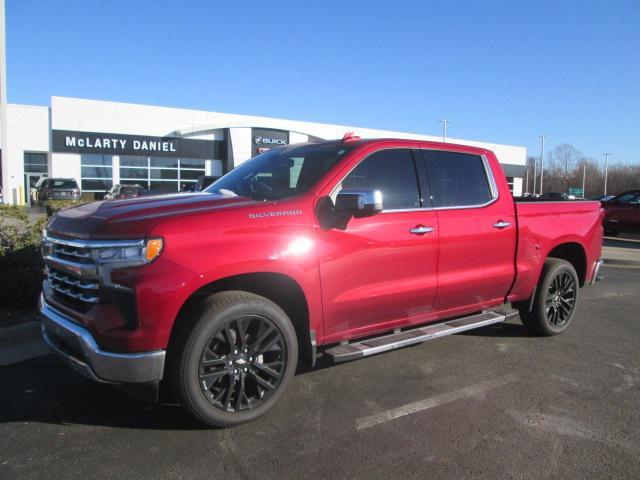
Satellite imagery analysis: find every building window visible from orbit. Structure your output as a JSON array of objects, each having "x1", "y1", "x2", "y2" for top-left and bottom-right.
[
  {"x1": 81, "y1": 154, "x2": 113, "y2": 192},
  {"x1": 119, "y1": 156, "x2": 207, "y2": 191},
  {"x1": 506, "y1": 176, "x2": 515, "y2": 194},
  {"x1": 24, "y1": 152, "x2": 48, "y2": 173}
]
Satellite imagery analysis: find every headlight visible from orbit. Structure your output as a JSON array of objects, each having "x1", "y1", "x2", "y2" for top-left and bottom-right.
[{"x1": 91, "y1": 238, "x2": 163, "y2": 265}]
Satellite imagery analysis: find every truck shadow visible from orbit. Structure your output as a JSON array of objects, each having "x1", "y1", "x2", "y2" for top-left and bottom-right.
[
  {"x1": 1, "y1": 322, "x2": 533, "y2": 430},
  {"x1": 297, "y1": 321, "x2": 536, "y2": 376},
  {"x1": 457, "y1": 321, "x2": 536, "y2": 338},
  {"x1": 0, "y1": 355, "x2": 208, "y2": 431}
]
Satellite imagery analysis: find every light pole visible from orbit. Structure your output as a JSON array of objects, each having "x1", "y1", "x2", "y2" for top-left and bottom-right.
[
  {"x1": 603, "y1": 153, "x2": 611, "y2": 195},
  {"x1": 582, "y1": 163, "x2": 586, "y2": 199},
  {"x1": 0, "y1": 0, "x2": 8, "y2": 204},
  {"x1": 439, "y1": 119, "x2": 451, "y2": 142},
  {"x1": 532, "y1": 156, "x2": 537, "y2": 196},
  {"x1": 538, "y1": 135, "x2": 545, "y2": 195}
]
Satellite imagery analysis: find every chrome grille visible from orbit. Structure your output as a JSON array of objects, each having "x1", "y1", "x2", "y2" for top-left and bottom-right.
[
  {"x1": 43, "y1": 233, "x2": 144, "y2": 311},
  {"x1": 51, "y1": 243, "x2": 93, "y2": 263},
  {"x1": 47, "y1": 266, "x2": 100, "y2": 304},
  {"x1": 44, "y1": 235, "x2": 101, "y2": 308}
]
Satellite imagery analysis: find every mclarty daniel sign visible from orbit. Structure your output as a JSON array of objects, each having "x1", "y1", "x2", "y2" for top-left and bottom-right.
[{"x1": 52, "y1": 130, "x2": 224, "y2": 159}]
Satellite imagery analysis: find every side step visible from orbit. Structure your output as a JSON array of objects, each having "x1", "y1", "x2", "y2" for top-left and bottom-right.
[{"x1": 325, "y1": 310, "x2": 517, "y2": 363}]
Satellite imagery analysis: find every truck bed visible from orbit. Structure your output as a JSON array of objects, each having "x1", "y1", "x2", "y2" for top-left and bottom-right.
[{"x1": 508, "y1": 200, "x2": 604, "y2": 302}]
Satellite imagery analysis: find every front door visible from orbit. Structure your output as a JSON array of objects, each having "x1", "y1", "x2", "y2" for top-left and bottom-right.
[{"x1": 317, "y1": 147, "x2": 439, "y2": 342}]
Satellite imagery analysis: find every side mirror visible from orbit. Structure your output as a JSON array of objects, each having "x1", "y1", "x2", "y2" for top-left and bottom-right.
[{"x1": 335, "y1": 189, "x2": 383, "y2": 218}]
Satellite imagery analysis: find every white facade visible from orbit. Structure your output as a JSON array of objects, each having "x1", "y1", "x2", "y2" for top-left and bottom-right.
[
  {"x1": 1, "y1": 96, "x2": 526, "y2": 204},
  {"x1": 1, "y1": 103, "x2": 50, "y2": 204}
]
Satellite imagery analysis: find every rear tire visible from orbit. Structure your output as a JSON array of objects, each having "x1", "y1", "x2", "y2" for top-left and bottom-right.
[
  {"x1": 518, "y1": 258, "x2": 579, "y2": 336},
  {"x1": 167, "y1": 291, "x2": 298, "y2": 427}
]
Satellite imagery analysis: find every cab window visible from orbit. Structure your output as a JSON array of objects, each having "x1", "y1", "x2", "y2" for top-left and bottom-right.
[
  {"x1": 424, "y1": 151, "x2": 493, "y2": 208},
  {"x1": 339, "y1": 149, "x2": 422, "y2": 210}
]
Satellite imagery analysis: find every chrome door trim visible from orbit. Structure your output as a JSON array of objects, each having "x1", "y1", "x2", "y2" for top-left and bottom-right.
[{"x1": 327, "y1": 148, "x2": 501, "y2": 214}]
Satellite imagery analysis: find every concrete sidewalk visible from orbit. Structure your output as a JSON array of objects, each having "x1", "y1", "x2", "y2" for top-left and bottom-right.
[{"x1": 0, "y1": 321, "x2": 49, "y2": 366}]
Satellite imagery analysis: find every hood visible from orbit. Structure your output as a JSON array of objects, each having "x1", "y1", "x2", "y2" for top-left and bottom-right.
[{"x1": 46, "y1": 193, "x2": 256, "y2": 239}]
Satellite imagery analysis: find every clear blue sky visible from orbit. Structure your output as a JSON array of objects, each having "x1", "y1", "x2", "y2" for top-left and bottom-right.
[{"x1": 6, "y1": 0, "x2": 640, "y2": 164}]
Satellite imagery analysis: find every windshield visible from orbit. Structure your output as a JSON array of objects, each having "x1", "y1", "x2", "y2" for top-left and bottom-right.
[{"x1": 205, "y1": 142, "x2": 355, "y2": 201}]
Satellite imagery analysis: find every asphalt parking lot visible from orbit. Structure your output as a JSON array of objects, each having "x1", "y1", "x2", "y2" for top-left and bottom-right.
[{"x1": 1, "y1": 264, "x2": 639, "y2": 480}]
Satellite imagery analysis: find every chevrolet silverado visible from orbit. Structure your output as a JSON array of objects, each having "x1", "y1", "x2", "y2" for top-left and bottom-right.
[{"x1": 40, "y1": 134, "x2": 603, "y2": 427}]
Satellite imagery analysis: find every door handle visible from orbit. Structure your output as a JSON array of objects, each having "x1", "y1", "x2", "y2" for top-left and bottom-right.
[
  {"x1": 493, "y1": 220, "x2": 511, "y2": 229},
  {"x1": 409, "y1": 225, "x2": 435, "y2": 235}
]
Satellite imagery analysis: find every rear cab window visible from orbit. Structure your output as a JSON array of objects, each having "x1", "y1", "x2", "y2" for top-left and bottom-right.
[{"x1": 422, "y1": 150, "x2": 495, "y2": 208}]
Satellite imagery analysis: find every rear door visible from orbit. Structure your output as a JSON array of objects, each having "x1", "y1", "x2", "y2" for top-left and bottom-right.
[
  {"x1": 317, "y1": 147, "x2": 439, "y2": 341},
  {"x1": 421, "y1": 149, "x2": 516, "y2": 314}
]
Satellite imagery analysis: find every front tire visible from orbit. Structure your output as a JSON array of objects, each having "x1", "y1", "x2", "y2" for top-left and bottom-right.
[
  {"x1": 167, "y1": 291, "x2": 298, "y2": 427},
  {"x1": 518, "y1": 258, "x2": 579, "y2": 336}
]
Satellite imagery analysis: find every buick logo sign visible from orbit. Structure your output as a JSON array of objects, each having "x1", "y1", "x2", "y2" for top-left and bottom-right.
[{"x1": 254, "y1": 135, "x2": 286, "y2": 146}]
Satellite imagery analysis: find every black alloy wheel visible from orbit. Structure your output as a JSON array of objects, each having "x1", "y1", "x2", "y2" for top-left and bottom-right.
[
  {"x1": 198, "y1": 315, "x2": 287, "y2": 413},
  {"x1": 517, "y1": 258, "x2": 580, "y2": 336},
  {"x1": 543, "y1": 270, "x2": 577, "y2": 328},
  {"x1": 168, "y1": 290, "x2": 298, "y2": 427}
]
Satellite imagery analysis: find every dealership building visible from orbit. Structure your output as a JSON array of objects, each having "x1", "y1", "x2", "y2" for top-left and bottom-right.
[{"x1": 0, "y1": 96, "x2": 526, "y2": 204}]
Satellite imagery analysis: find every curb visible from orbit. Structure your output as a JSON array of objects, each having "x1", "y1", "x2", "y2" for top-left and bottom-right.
[{"x1": 0, "y1": 321, "x2": 50, "y2": 367}]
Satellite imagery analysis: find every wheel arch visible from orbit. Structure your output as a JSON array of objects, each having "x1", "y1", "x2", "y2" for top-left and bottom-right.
[
  {"x1": 547, "y1": 242, "x2": 587, "y2": 287},
  {"x1": 172, "y1": 272, "x2": 315, "y2": 366}
]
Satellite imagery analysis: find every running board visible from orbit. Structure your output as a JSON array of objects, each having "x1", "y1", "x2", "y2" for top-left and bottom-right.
[{"x1": 325, "y1": 310, "x2": 517, "y2": 363}]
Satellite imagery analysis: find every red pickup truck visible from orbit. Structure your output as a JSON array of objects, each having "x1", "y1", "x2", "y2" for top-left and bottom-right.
[{"x1": 41, "y1": 135, "x2": 603, "y2": 427}]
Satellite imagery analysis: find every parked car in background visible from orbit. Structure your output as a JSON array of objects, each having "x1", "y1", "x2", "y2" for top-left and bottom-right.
[
  {"x1": 34, "y1": 178, "x2": 81, "y2": 206},
  {"x1": 539, "y1": 192, "x2": 570, "y2": 201},
  {"x1": 602, "y1": 190, "x2": 640, "y2": 235},
  {"x1": 180, "y1": 175, "x2": 220, "y2": 192},
  {"x1": 593, "y1": 194, "x2": 615, "y2": 203},
  {"x1": 196, "y1": 175, "x2": 221, "y2": 192},
  {"x1": 104, "y1": 184, "x2": 145, "y2": 200}
]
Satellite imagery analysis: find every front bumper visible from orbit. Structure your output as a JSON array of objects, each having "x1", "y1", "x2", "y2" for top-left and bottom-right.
[{"x1": 40, "y1": 294, "x2": 165, "y2": 384}]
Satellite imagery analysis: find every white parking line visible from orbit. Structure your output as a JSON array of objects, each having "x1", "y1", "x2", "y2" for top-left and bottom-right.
[{"x1": 355, "y1": 375, "x2": 518, "y2": 430}]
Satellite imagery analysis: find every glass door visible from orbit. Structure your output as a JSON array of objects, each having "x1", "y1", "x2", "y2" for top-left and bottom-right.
[{"x1": 24, "y1": 173, "x2": 45, "y2": 205}]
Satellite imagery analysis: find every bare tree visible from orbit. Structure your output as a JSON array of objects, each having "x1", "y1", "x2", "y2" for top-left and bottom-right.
[{"x1": 522, "y1": 143, "x2": 639, "y2": 198}]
